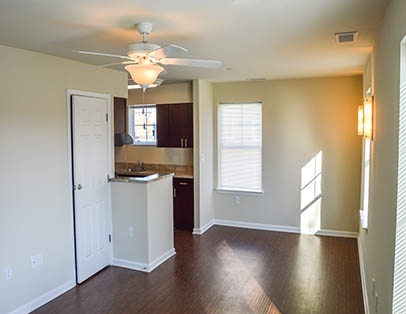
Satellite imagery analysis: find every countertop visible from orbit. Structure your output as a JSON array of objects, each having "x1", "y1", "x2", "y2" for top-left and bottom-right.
[
  {"x1": 109, "y1": 172, "x2": 174, "y2": 184},
  {"x1": 173, "y1": 174, "x2": 194, "y2": 179},
  {"x1": 115, "y1": 162, "x2": 193, "y2": 179}
]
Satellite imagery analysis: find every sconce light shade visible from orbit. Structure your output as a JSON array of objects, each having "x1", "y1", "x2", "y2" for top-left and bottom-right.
[
  {"x1": 358, "y1": 105, "x2": 364, "y2": 136},
  {"x1": 125, "y1": 64, "x2": 164, "y2": 86},
  {"x1": 358, "y1": 97, "x2": 374, "y2": 139},
  {"x1": 363, "y1": 97, "x2": 373, "y2": 139}
]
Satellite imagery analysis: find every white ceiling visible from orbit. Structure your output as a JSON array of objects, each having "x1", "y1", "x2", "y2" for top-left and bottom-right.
[{"x1": 0, "y1": 0, "x2": 388, "y2": 84}]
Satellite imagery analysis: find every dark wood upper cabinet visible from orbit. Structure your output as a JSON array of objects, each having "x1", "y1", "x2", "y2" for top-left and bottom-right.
[
  {"x1": 156, "y1": 104, "x2": 170, "y2": 147},
  {"x1": 114, "y1": 97, "x2": 127, "y2": 134},
  {"x1": 173, "y1": 178, "x2": 194, "y2": 230},
  {"x1": 156, "y1": 103, "x2": 193, "y2": 148}
]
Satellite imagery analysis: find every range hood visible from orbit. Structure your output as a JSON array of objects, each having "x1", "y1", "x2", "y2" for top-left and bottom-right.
[{"x1": 114, "y1": 133, "x2": 134, "y2": 147}]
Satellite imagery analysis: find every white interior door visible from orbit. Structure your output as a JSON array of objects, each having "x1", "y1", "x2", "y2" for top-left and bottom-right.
[{"x1": 72, "y1": 95, "x2": 110, "y2": 283}]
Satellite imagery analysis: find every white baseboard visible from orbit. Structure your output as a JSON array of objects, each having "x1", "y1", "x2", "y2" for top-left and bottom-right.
[
  {"x1": 112, "y1": 248, "x2": 176, "y2": 273},
  {"x1": 315, "y1": 229, "x2": 358, "y2": 238},
  {"x1": 7, "y1": 279, "x2": 76, "y2": 314},
  {"x1": 193, "y1": 219, "x2": 215, "y2": 235},
  {"x1": 214, "y1": 219, "x2": 300, "y2": 234},
  {"x1": 148, "y1": 248, "x2": 176, "y2": 272},
  {"x1": 112, "y1": 258, "x2": 149, "y2": 272},
  {"x1": 211, "y1": 220, "x2": 359, "y2": 238},
  {"x1": 358, "y1": 236, "x2": 370, "y2": 314}
]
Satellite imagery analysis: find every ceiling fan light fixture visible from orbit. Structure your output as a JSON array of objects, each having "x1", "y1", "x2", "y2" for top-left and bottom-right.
[
  {"x1": 125, "y1": 64, "x2": 164, "y2": 86},
  {"x1": 128, "y1": 78, "x2": 163, "y2": 90}
]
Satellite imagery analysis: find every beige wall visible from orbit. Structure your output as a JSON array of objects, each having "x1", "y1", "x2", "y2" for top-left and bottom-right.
[
  {"x1": 213, "y1": 76, "x2": 363, "y2": 231},
  {"x1": 0, "y1": 45, "x2": 127, "y2": 314},
  {"x1": 118, "y1": 82, "x2": 194, "y2": 166},
  {"x1": 112, "y1": 182, "x2": 149, "y2": 263},
  {"x1": 147, "y1": 178, "x2": 174, "y2": 262},
  {"x1": 358, "y1": 0, "x2": 406, "y2": 312},
  {"x1": 111, "y1": 177, "x2": 174, "y2": 266},
  {"x1": 193, "y1": 80, "x2": 215, "y2": 230},
  {"x1": 128, "y1": 82, "x2": 192, "y2": 105}
]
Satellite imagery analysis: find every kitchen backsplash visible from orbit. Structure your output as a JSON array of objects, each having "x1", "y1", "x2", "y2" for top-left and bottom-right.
[{"x1": 115, "y1": 145, "x2": 193, "y2": 166}]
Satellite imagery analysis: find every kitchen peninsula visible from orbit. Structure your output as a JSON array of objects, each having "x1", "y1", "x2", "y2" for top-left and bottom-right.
[{"x1": 110, "y1": 172, "x2": 175, "y2": 272}]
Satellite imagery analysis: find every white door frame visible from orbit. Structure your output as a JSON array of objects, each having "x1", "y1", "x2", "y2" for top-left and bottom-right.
[{"x1": 66, "y1": 89, "x2": 114, "y2": 283}]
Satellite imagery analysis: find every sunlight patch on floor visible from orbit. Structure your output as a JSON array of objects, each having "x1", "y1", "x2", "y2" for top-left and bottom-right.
[{"x1": 213, "y1": 240, "x2": 282, "y2": 314}]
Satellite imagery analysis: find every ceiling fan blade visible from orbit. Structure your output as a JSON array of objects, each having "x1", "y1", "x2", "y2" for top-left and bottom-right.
[
  {"x1": 97, "y1": 61, "x2": 136, "y2": 68},
  {"x1": 73, "y1": 50, "x2": 135, "y2": 61},
  {"x1": 149, "y1": 44, "x2": 187, "y2": 59},
  {"x1": 159, "y1": 58, "x2": 222, "y2": 69}
]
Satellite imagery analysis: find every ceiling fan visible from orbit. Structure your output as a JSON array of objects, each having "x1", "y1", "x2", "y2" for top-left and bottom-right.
[{"x1": 75, "y1": 22, "x2": 222, "y2": 91}]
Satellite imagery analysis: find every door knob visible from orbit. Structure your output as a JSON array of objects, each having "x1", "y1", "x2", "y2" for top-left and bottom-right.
[{"x1": 77, "y1": 184, "x2": 83, "y2": 190}]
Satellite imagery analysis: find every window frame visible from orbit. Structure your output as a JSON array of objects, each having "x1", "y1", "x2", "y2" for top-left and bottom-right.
[
  {"x1": 360, "y1": 88, "x2": 372, "y2": 230},
  {"x1": 360, "y1": 137, "x2": 371, "y2": 229},
  {"x1": 216, "y1": 102, "x2": 263, "y2": 195},
  {"x1": 127, "y1": 104, "x2": 157, "y2": 146}
]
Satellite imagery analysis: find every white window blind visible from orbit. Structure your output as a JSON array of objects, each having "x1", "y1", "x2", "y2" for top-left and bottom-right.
[
  {"x1": 218, "y1": 103, "x2": 262, "y2": 192},
  {"x1": 128, "y1": 105, "x2": 157, "y2": 145}
]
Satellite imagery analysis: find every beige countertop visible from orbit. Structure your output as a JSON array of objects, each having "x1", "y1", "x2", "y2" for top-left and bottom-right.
[
  {"x1": 115, "y1": 162, "x2": 193, "y2": 179},
  {"x1": 110, "y1": 172, "x2": 174, "y2": 184}
]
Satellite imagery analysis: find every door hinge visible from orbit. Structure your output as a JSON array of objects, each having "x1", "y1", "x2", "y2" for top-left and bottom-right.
[
  {"x1": 109, "y1": 234, "x2": 112, "y2": 243},
  {"x1": 106, "y1": 113, "x2": 108, "y2": 122}
]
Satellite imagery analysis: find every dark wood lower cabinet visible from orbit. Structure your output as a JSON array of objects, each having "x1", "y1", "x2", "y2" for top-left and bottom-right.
[{"x1": 173, "y1": 178, "x2": 194, "y2": 230}]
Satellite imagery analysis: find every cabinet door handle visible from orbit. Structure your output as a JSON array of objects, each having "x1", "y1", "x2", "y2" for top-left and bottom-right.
[
  {"x1": 174, "y1": 188, "x2": 176, "y2": 198},
  {"x1": 179, "y1": 182, "x2": 188, "y2": 186},
  {"x1": 181, "y1": 138, "x2": 184, "y2": 147},
  {"x1": 185, "y1": 138, "x2": 187, "y2": 147}
]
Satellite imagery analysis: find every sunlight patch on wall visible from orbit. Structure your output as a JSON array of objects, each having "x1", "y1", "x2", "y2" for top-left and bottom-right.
[{"x1": 300, "y1": 151, "x2": 322, "y2": 234}]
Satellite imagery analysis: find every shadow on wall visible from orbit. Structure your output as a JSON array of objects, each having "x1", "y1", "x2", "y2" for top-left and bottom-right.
[{"x1": 300, "y1": 151, "x2": 323, "y2": 234}]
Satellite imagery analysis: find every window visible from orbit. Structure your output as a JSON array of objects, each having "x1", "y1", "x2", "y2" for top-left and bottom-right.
[
  {"x1": 360, "y1": 138, "x2": 371, "y2": 228},
  {"x1": 217, "y1": 102, "x2": 262, "y2": 193},
  {"x1": 360, "y1": 86, "x2": 372, "y2": 229},
  {"x1": 128, "y1": 105, "x2": 156, "y2": 145}
]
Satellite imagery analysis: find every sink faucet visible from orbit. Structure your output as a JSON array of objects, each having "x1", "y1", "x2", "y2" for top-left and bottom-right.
[{"x1": 135, "y1": 160, "x2": 145, "y2": 171}]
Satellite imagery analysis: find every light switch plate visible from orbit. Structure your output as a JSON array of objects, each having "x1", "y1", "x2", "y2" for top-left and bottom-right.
[{"x1": 129, "y1": 227, "x2": 135, "y2": 238}]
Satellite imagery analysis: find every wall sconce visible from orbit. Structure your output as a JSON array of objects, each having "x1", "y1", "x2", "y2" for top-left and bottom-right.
[{"x1": 358, "y1": 96, "x2": 374, "y2": 139}]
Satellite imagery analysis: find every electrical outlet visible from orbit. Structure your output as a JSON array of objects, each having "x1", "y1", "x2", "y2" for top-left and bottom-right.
[
  {"x1": 129, "y1": 227, "x2": 135, "y2": 238},
  {"x1": 234, "y1": 196, "x2": 240, "y2": 205},
  {"x1": 31, "y1": 255, "x2": 37, "y2": 268},
  {"x1": 5, "y1": 266, "x2": 12, "y2": 280}
]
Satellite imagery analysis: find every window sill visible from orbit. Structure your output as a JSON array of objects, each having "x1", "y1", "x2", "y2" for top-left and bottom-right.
[
  {"x1": 215, "y1": 188, "x2": 264, "y2": 196},
  {"x1": 360, "y1": 210, "x2": 368, "y2": 230}
]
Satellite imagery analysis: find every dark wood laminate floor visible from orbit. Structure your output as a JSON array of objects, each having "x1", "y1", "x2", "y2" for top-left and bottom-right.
[{"x1": 33, "y1": 226, "x2": 364, "y2": 314}]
